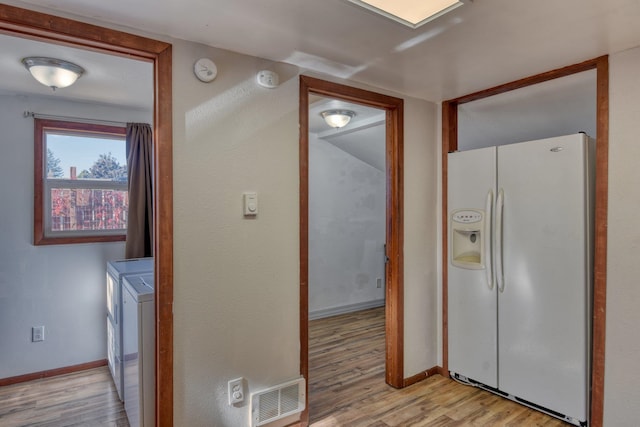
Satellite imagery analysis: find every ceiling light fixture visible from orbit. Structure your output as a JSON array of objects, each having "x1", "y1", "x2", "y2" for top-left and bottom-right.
[
  {"x1": 321, "y1": 110, "x2": 356, "y2": 129},
  {"x1": 21, "y1": 57, "x2": 85, "y2": 90},
  {"x1": 349, "y1": 0, "x2": 466, "y2": 29}
]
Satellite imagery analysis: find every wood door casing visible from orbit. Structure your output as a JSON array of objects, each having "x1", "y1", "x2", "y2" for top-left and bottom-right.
[
  {"x1": 299, "y1": 75, "x2": 404, "y2": 426},
  {"x1": 0, "y1": 5, "x2": 174, "y2": 426}
]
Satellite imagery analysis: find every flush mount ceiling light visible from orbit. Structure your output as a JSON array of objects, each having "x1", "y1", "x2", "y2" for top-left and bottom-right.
[
  {"x1": 21, "y1": 57, "x2": 85, "y2": 90},
  {"x1": 321, "y1": 109, "x2": 356, "y2": 129},
  {"x1": 349, "y1": 0, "x2": 467, "y2": 29}
]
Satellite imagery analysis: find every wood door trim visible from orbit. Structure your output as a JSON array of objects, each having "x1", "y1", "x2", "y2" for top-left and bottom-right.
[
  {"x1": 402, "y1": 366, "x2": 442, "y2": 387},
  {"x1": 440, "y1": 100, "x2": 457, "y2": 378},
  {"x1": 299, "y1": 75, "x2": 404, "y2": 425},
  {"x1": 441, "y1": 56, "x2": 608, "y2": 427},
  {"x1": 0, "y1": 5, "x2": 174, "y2": 426},
  {"x1": 448, "y1": 56, "x2": 606, "y2": 105},
  {"x1": 591, "y1": 56, "x2": 609, "y2": 427}
]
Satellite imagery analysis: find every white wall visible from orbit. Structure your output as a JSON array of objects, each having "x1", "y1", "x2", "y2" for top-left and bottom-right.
[
  {"x1": 172, "y1": 37, "x2": 438, "y2": 424},
  {"x1": 603, "y1": 46, "x2": 640, "y2": 425},
  {"x1": 403, "y1": 98, "x2": 439, "y2": 376},
  {"x1": 457, "y1": 70, "x2": 597, "y2": 150},
  {"x1": 0, "y1": 94, "x2": 150, "y2": 378},
  {"x1": 308, "y1": 135, "x2": 386, "y2": 318},
  {"x1": 172, "y1": 40, "x2": 302, "y2": 427}
]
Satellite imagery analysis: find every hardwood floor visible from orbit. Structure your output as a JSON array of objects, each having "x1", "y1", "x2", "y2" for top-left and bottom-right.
[
  {"x1": 0, "y1": 366, "x2": 128, "y2": 427},
  {"x1": 309, "y1": 307, "x2": 568, "y2": 426},
  {"x1": 1, "y1": 308, "x2": 569, "y2": 427}
]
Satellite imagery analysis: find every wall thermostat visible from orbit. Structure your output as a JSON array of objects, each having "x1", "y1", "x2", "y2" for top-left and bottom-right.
[{"x1": 243, "y1": 192, "x2": 258, "y2": 216}]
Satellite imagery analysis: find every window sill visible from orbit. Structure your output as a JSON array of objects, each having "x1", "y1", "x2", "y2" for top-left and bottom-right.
[{"x1": 34, "y1": 233, "x2": 126, "y2": 246}]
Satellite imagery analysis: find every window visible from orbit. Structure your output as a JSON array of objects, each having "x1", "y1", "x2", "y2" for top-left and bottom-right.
[{"x1": 34, "y1": 119, "x2": 128, "y2": 245}]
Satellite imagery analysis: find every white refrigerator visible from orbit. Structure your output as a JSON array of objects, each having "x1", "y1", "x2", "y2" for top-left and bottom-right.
[{"x1": 447, "y1": 133, "x2": 594, "y2": 426}]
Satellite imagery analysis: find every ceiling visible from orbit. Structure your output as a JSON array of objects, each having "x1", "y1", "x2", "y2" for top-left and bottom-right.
[
  {"x1": 0, "y1": 32, "x2": 152, "y2": 110},
  {"x1": 6, "y1": 0, "x2": 640, "y2": 103},
  {"x1": 1, "y1": 0, "x2": 618, "y2": 169},
  {"x1": 310, "y1": 97, "x2": 385, "y2": 171}
]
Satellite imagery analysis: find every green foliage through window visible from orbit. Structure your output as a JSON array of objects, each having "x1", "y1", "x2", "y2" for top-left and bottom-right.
[{"x1": 46, "y1": 148, "x2": 64, "y2": 178}]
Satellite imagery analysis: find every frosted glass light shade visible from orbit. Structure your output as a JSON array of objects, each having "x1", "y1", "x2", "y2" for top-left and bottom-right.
[
  {"x1": 22, "y1": 57, "x2": 85, "y2": 90},
  {"x1": 321, "y1": 109, "x2": 356, "y2": 129}
]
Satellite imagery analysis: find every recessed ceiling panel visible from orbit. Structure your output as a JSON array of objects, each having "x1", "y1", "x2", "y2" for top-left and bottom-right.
[{"x1": 348, "y1": 0, "x2": 464, "y2": 28}]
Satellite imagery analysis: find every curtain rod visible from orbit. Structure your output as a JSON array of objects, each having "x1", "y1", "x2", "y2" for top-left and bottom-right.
[{"x1": 23, "y1": 111, "x2": 127, "y2": 128}]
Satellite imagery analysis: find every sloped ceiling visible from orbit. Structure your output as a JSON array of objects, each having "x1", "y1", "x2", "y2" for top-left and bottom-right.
[{"x1": 310, "y1": 97, "x2": 385, "y2": 171}]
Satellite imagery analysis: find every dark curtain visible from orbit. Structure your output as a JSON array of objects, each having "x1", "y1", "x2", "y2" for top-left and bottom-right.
[{"x1": 125, "y1": 123, "x2": 153, "y2": 259}]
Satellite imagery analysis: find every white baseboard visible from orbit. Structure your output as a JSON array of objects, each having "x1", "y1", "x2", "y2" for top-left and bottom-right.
[{"x1": 309, "y1": 299, "x2": 385, "y2": 320}]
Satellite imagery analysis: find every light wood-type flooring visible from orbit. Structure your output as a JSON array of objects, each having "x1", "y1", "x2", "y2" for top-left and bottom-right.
[
  {"x1": 1, "y1": 307, "x2": 569, "y2": 427},
  {"x1": 309, "y1": 307, "x2": 568, "y2": 426},
  {"x1": 0, "y1": 366, "x2": 128, "y2": 427}
]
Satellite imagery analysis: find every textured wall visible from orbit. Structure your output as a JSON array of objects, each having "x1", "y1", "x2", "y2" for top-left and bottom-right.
[
  {"x1": 603, "y1": 46, "x2": 640, "y2": 425},
  {"x1": 172, "y1": 39, "x2": 302, "y2": 427},
  {"x1": 172, "y1": 37, "x2": 438, "y2": 424},
  {"x1": 403, "y1": 97, "x2": 438, "y2": 376},
  {"x1": 308, "y1": 135, "x2": 386, "y2": 316}
]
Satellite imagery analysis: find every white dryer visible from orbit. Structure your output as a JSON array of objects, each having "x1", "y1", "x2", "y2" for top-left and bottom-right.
[{"x1": 122, "y1": 273, "x2": 155, "y2": 427}]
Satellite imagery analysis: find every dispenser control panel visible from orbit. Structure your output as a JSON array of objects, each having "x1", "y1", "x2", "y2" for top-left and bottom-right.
[
  {"x1": 450, "y1": 209, "x2": 485, "y2": 270},
  {"x1": 452, "y1": 210, "x2": 483, "y2": 224}
]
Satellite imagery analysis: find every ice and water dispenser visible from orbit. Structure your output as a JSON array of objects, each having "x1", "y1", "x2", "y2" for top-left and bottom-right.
[{"x1": 450, "y1": 209, "x2": 485, "y2": 269}]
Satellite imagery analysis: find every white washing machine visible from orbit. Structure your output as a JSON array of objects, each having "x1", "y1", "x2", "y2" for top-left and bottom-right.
[
  {"x1": 106, "y1": 257, "x2": 153, "y2": 401},
  {"x1": 122, "y1": 273, "x2": 155, "y2": 427}
]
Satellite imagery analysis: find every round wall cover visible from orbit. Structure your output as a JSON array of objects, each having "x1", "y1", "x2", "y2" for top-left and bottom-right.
[
  {"x1": 194, "y1": 58, "x2": 218, "y2": 82},
  {"x1": 256, "y1": 70, "x2": 279, "y2": 88}
]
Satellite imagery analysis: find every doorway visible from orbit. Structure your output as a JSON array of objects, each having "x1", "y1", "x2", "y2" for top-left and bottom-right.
[
  {"x1": 307, "y1": 96, "x2": 386, "y2": 319},
  {"x1": 307, "y1": 95, "x2": 386, "y2": 423},
  {"x1": 0, "y1": 4, "x2": 173, "y2": 424},
  {"x1": 299, "y1": 76, "x2": 404, "y2": 424}
]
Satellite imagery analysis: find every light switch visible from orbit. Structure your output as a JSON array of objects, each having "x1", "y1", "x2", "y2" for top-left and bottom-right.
[{"x1": 243, "y1": 192, "x2": 258, "y2": 216}]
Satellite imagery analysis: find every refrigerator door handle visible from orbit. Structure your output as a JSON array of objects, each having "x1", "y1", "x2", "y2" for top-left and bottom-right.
[
  {"x1": 484, "y1": 190, "x2": 494, "y2": 290},
  {"x1": 495, "y1": 188, "x2": 505, "y2": 293}
]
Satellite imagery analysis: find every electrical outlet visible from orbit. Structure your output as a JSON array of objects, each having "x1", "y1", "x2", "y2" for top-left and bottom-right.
[
  {"x1": 228, "y1": 377, "x2": 244, "y2": 405},
  {"x1": 32, "y1": 326, "x2": 45, "y2": 342},
  {"x1": 376, "y1": 278, "x2": 382, "y2": 288}
]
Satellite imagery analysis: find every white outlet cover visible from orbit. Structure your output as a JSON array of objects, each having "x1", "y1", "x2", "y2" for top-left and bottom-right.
[
  {"x1": 229, "y1": 377, "x2": 245, "y2": 405},
  {"x1": 257, "y1": 70, "x2": 279, "y2": 88}
]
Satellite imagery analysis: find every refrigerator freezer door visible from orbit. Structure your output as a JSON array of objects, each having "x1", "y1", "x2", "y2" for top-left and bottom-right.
[
  {"x1": 448, "y1": 146, "x2": 498, "y2": 388},
  {"x1": 497, "y1": 134, "x2": 589, "y2": 421}
]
